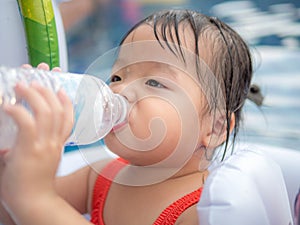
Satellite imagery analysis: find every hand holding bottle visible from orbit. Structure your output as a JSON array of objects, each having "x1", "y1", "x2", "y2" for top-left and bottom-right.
[
  {"x1": 0, "y1": 64, "x2": 128, "y2": 149},
  {"x1": 0, "y1": 65, "x2": 74, "y2": 223}
]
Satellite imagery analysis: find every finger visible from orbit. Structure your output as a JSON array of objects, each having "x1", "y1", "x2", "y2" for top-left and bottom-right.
[
  {"x1": 30, "y1": 82, "x2": 65, "y2": 138},
  {"x1": 37, "y1": 63, "x2": 50, "y2": 71},
  {"x1": 14, "y1": 83, "x2": 52, "y2": 137},
  {"x1": 0, "y1": 149, "x2": 9, "y2": 157},
  {"x1": 21, "y1": 64, "x2": 32, "y2": 69},
  {"x1": 57, "y1": 89, "x2": 74, "y2": 140},
  {"x1": 3, "y1": 103, "x2": 36, "y2": 148},
  {"x1": 52, "y1": 67, "x2": 62, "y2": 72}
]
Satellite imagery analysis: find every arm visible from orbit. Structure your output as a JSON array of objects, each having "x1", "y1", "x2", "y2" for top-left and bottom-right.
[
  {"x1": 0, "y1": 204, "x2": 14, "y2": 225},
  {"x1": 55, "y1": 158, "x2": 112, "y2": 215},
  {"x1": 55, "y1": 166, "x2": 92, "y2": 214},
  {"x1": 0, "y1": 162, "x2": 15, "y2": 225}
]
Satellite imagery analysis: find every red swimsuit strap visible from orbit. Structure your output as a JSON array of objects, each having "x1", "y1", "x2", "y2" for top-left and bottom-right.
[
  {"x1": 90, "y1": 158, "x2": 128, "y2": 225},
  {"x1": 153, "y1": 188, "x2": 202, "y2": 225},
  {"x1": 90, "y1": 159, "x2": 203, "y2": 225}
]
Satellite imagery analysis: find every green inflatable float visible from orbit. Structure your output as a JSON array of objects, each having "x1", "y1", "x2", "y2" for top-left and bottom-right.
[
  {"x1": 0, "y1": 0, "x2": 67, "y2": 69},
  {"x1": 17, "y1": 0, "x2": 60, "y2": 68}
]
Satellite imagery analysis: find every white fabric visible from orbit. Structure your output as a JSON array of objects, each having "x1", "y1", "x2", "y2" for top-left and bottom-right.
[
  {"x1": 52, "y1": 0, "x2": 68, "y2": 71},
  {"x1": 198, "y1": 148, "x2": 293, "y2": 225},
  {"x1": 0, "y1": 0, "x2": 28, "y2": 67},
  {"x1": 259, "y1": 144, "x2": 300, "y2": 220}
]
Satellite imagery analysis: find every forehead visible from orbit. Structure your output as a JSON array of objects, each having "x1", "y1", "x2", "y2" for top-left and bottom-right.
[
  {"x1": 117, "y1": 25, "x2": 200, "y2": 80},
  {"x1": 122, "y1": 24, "x2": 196, "y2": 53}
]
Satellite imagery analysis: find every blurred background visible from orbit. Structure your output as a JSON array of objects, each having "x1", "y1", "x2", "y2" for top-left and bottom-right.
[{"x1": 59, "y1": 0, "x2": 300, "y2": 152}]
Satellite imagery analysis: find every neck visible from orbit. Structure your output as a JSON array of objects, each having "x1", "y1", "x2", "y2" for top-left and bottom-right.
[
  {"x1": 170, "y1": 154, "x2": 210, "y2": 180},
  {"x1": 113, "y1": 153, "x2": 211, "y2": 187}
]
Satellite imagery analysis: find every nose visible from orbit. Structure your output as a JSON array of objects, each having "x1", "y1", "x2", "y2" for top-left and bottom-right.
[
  {"x1": 111, "y1": 81, "x2": 138, "y2": 103},
  {"x1": 121, "y1": 82, "x2": 139, "y2": 103}
]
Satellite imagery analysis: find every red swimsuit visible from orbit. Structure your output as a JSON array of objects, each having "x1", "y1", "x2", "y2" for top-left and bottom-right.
[{"x1": 90, "y1": 158, "x2": 203, "y2": 225}]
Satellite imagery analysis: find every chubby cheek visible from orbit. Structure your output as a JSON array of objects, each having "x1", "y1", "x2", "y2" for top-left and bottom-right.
[
  {"x1": 104, "y1": 98, "x2": 182, "y2": 165},
  {"x1": 131, "y1": 98, "x2": 181, "y2": 145}
]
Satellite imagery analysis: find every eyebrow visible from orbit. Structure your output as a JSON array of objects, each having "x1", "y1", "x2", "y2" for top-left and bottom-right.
[
  {"x1": 154, "y1": 63, "x2": 179, "y2": 80},
  {"x1": 112, "y1": 58, "x2": 180, "y2": 81}
]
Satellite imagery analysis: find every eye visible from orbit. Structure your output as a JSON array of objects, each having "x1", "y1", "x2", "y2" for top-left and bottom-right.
[
  {"x1": 110, "y1": 75, "x2": 122, "y2": 83},
  {"x1": 145, "y1": 79, "x2": 166, "y2": 88}
]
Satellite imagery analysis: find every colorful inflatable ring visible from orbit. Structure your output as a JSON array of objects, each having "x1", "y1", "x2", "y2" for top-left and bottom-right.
[{"x1": 17, "y1": 0, "x2": 60, "y2": 68}]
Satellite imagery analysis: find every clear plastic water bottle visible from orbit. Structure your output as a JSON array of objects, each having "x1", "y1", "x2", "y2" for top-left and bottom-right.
[{"x1": 0, "y1": 66, "x2": 128, "y2": 149}]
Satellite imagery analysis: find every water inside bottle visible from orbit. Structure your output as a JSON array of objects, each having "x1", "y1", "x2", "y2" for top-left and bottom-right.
[
  {"x1": 0, "y1": 109, "x2": 17, "y2": 149},
  {"x1": 65, "y1": 75, "x2": 105, "y2": 146}
]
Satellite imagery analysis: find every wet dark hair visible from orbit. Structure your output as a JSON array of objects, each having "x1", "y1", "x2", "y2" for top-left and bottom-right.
[{"x1": 119, "y1": 9, "x2": 253, "y2": 159}]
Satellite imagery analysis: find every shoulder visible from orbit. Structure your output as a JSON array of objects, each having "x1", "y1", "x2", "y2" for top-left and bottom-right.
[
  {"x1": 87, "y1": 158, "x2": 116, "y2": 187},
  {"x1": 175, "y1": 205, "x2": 199, "y2": 225},
  {"x1": 87, "y1": 158, "x2": 117, "y2": 211}
]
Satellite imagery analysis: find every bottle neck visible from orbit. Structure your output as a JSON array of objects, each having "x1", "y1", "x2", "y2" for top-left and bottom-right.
[{"x1": 113, "y1": 94, "x2": 128, "y2": 126}]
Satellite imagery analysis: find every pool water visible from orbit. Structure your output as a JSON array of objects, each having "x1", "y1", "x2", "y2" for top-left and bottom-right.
[{"x1": 242, "y1": 46, "x2": 300, "y2": 151}]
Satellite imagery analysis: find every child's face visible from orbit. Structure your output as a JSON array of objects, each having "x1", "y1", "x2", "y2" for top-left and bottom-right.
[{"x1": 104, "y1": 25, "x2": 212, "y2": 167}]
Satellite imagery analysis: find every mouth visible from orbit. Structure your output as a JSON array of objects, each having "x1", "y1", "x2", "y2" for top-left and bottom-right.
[{"x1": 112, "y1": 120, "x2": 128, "y2": 132}]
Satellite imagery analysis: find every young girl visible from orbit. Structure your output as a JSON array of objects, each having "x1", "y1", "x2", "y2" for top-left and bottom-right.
[{"x1": 0, "y1": 9, "x2": 253, "y2": 225}]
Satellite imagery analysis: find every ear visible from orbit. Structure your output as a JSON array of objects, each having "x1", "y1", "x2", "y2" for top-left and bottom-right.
[{"x1": 202, "y1": 112, "x2": 235, "y2": 149}]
